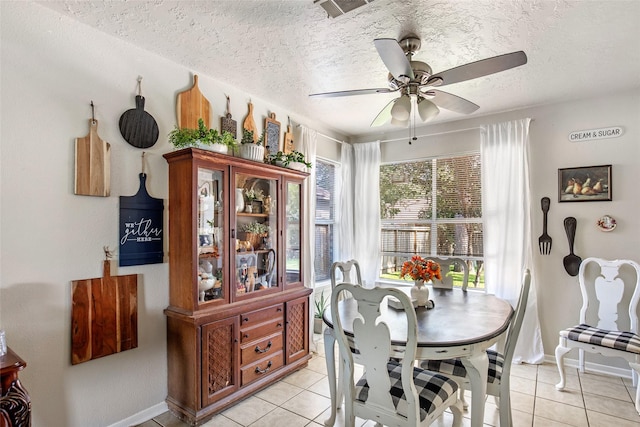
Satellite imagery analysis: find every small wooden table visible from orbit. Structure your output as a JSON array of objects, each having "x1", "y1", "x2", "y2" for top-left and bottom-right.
[
  {"x1": 0, "y1": 347, "x2": 31, "y2": 427},
  {"x1": 323, "y1": 287, "x2": 513, "y2": 427}
]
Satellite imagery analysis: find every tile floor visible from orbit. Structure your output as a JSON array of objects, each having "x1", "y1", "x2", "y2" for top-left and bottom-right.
[{"x1": 135, "y1": 335, "x2": 640, "y2": 427}]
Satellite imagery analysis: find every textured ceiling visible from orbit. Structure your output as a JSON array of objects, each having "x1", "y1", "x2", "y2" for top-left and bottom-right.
[{"x1": 38, "y1": 0, "x2": 640, "y2": 138}]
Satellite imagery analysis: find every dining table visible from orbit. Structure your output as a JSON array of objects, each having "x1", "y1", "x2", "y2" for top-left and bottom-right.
[{"x1": 322, "y1": 285, "x2": 514, "y2": 427}]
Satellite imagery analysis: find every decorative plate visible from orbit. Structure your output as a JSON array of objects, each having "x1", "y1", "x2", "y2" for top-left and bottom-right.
[{"x1": 596, "y1": 215, "x2": 616, "y2": 232}]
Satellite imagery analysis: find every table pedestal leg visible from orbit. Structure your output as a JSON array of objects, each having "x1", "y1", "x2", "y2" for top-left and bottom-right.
[{"x1": 462, "y1": 351, "x2": 489, "y2": 427}]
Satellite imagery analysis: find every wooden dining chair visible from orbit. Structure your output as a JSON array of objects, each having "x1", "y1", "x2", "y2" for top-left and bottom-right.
[
  {"x1": 331, "y1": 282, "x2": 463, "y2": 427},
  {"x1": 555, "y1": 258, "x2": 640, "y2": 415},
  {"x1": 421, "y1": 269, "x2": 531, "y2": 427}
]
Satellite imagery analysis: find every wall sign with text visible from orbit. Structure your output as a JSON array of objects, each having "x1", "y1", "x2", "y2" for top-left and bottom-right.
[
  {"x1": 119, "y1": 173, "x2": 164, "y2": 266},
  {"x1": 568, "y1": 126, "x2": 623, "y2": 142}
]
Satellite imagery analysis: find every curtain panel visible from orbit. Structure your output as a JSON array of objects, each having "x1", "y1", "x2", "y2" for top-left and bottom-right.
[{"x1": 481, "y1": 118, "x2": 544, "y2": 364}]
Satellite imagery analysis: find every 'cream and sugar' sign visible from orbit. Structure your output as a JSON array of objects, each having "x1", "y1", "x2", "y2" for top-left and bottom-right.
[{"x1": 569, "y1": 126, "x2": 624, "y2": 142}]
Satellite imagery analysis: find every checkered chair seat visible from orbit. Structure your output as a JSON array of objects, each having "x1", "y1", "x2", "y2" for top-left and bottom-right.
[
  {"x1": 422, "y1": 349, "x2": 504, "y2": 384},
  {"x1": 354, "y1": 360, "x2": 459, "y2": 421},
  {"x1": 560, "y1": 323, "x2": 640, "y2": 354}
]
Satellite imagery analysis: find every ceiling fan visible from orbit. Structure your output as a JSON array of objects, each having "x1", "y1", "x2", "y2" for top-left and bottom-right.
[{"x1": 309, "y1": 35, "x2": 527, "y2": 127}]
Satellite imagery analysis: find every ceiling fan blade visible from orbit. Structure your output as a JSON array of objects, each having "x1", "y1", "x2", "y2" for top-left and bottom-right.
[
  {"x1": 309, "y1": 88, "x2": 395, "y2": 98},
  {"x1": 427, "y1": 51, "x2": 527, "y2": 87},
  {"x1": 423, "y1": 89, "x2": 480, "y2": 114},
  {"x1": 374, "y1": 38, "x2": 415, "y2": 82},
  {"x1": 370, "y1": 99, "x2": 396, "y2": 127}
]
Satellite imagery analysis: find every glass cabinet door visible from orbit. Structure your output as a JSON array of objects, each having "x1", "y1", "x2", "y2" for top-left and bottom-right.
[
  {"x1": 234, "y1": 173, "x2": 278, "y2": 297},
  {"x1": 285, "y1": 181, "x2": 302, "y2": 286},
  {"x1": 197, "y1": 168, "x2": 225, "y2": 302}
]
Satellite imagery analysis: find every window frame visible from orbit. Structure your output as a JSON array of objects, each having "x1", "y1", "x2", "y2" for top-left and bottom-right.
[
  {"x1": 379, "y1": 150, "x2": 484, "y2": 286},
  {"x1": 314, "y1": 156, "x2": 341, "y2": 283}
]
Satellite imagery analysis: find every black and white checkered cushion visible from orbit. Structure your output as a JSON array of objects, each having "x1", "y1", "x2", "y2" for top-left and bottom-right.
[
  {"x1": 422, "y1": 349, "x2": 504, "y2": 384},
  {"x1": 354, "y1": 360, "x2": 458, "y2": 421},
  {"x1": 560, "y1": 323, "x2": 640, "y2": 354}
]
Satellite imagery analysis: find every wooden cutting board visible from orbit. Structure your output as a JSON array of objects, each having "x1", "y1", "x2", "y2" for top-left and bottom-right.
[
  {"x1": 220, "y1": 95, "x2": 237, "y2": 138},
  {"x1": 176, "y1": 74, "x2": 210, "y2": 129},
  {"x1": 71, "y1": 260, "x2": 137, "y2": 365},
  {"x1": 243, "y1": 101, "x2": 258, "y2": 142},
  {"x1": 119, "y1": 95, "x2": 159, "y2": 148},
  {"x1": 283, "y1": 124, "x2": 294, "y2": 153},
  {"x1": 75, "y1": 119, "x2": 110, "y2": 197},
  {"x1": 119, "y1": 173, "x2": 164, "y2": 267}
]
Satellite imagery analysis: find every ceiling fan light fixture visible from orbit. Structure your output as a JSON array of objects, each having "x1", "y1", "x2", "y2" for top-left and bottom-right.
[
  {"x1": 390, "y1": 94, "x2": 411, "y2": 121},
  {"x1": 390, "y1": 116, "x2": 409, "y2": 127},
  {"x1": 417, "y1": 97, "x2": 439, "y2": 122}
]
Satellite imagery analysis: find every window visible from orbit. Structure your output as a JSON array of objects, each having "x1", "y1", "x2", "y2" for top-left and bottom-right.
[
  {"x1": 315, "y1": 159, "x2": 339, "y2": 281},
  {"x1": 379, "y1": 153, "x2": 484, "y2": 288}
]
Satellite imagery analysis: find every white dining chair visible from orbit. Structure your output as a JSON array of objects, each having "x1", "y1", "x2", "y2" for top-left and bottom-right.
[
  {"x1": 555, "y1": 258, "x2": 640, "y2": 415},
  {"x1": 323, "y1": 260, "x2": 363, "y2": 426},
  {"x1": 331, "y1": 282, "x2": 463, "y2": 427},
  {"x1": 429, "y1": 257, "x2": 470, "y2": 290},
  {"x1": 421, "y1": 269, "x2": 531, "y2": 427},
  {"x1": 330, "y1": 259, "x2": 363, "y2": 288}
]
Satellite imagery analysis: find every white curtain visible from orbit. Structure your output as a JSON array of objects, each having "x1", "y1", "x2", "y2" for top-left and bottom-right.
[
  {"x1": 351, "y1": 141, "x2": 381, "y2": 287},
  {"x1": 481, "y1": 118, "x2": 544, "y2": 364},
  {"x1": 338, "y1": 143, "x2": 355, "y2": 262},
  {"x1": 297, "y1": 126, "x2": 318, "y2": 350}
]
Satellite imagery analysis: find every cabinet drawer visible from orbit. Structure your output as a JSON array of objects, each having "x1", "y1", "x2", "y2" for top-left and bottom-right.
[
  {"x1": 240, "y1": 350, "x2": 284, "y2": 386},
  {"x1": 240, "y1": 318, "x2": 284, "y2": 344},
  {"x1": 240, "y1": 332, "x2": 283, "y2": 365},
  {"x1": 241, "y1": 304, "x2": 284, "y2": 327}
]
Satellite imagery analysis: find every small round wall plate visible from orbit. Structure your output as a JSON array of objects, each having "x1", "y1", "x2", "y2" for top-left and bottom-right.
[{"x1": 596, "y1": 215, "x2": 616, "y2": 232}]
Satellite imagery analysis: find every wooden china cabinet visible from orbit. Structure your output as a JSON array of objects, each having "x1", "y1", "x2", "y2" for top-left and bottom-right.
[{"x1": 163, "y1": 148, "x2": 311, "y2": 425}]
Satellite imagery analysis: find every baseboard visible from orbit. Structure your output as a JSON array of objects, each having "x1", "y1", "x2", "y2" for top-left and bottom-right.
[
  {"x1": 107, "y1": 401, "x2": 168, "y2": 427},
  {"x1": 543, "y1": 354, "x2": 634, "y2": 380}
]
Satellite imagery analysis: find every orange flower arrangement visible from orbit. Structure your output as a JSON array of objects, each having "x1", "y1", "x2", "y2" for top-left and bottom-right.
[{"x1": 400, "y1": 255, "x2": 442, "y2": 282}]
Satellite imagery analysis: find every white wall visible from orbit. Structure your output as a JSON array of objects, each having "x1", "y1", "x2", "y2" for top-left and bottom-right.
[
  {"x1": 0, "y1": 3, "x2": 343, "y2": 426},
  {"x1": 372, "y1": 90, "x2": 640, "y2": 369}
]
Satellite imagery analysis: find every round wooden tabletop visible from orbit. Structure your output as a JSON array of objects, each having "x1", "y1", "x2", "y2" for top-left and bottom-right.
[{"x1": 323, "y1": 287, "x2": 513, "y2": 348}]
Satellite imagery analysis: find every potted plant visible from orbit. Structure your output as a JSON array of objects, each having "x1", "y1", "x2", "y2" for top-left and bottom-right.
[
  {"x1": 243, "y1": 188, "x2": 264, "y2": 213},
  {"x1": 239, "y1": 221, "x2": 270, "y2": 249},
  {"x1": 314, "y1": 290, "x2": 328, "y2": 333},
  {"x1": 168, "y1": 118, "x2": 237, "y2": 154},
  {"x1": 285, "y1": 150, "x2": 312, "y2": 171},
  {"x1": 239, "y1": 129, "x2": 265, "y2": 162},
  {"x1": 266, "y1": 150, "x2": 312, "y2": 171}
]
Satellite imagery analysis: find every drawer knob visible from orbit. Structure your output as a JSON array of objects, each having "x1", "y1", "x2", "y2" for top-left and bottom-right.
[
  {"x1": 243, "y1": 334, "x2": 249, "y2": 339},
  {"x1": 277, "y1": 323, "x2": 283, "y2": 328},
  {"x1": 255, "y1": 360, "x2": 272, "y2": 375},
  {"x1": 243, "y1": 317, "x2": 249, "y2": 322},
  {"x1": 254, "y1": 341, "x2": 272, "y2": 354},
  {"x1": 277, "y1": 307, "x2": 282, "y2": 312}
]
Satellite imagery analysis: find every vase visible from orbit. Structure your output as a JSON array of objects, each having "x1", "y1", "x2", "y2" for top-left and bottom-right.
[
  {"x1": 235, "y1": 188, "x2": 245, "y2": 212},
  {"x1": 206, "y1": 144, "x2": 228, "y2": 154},
  {"x1": 286, "y1": 161, "x2": 308, "y2": 172},
  {"x1": 239, "y1": 144, "x2": 265, "y2": 162},
  {"x1": 411, "y1": 280, "x2": 430, "y2": 307}
]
